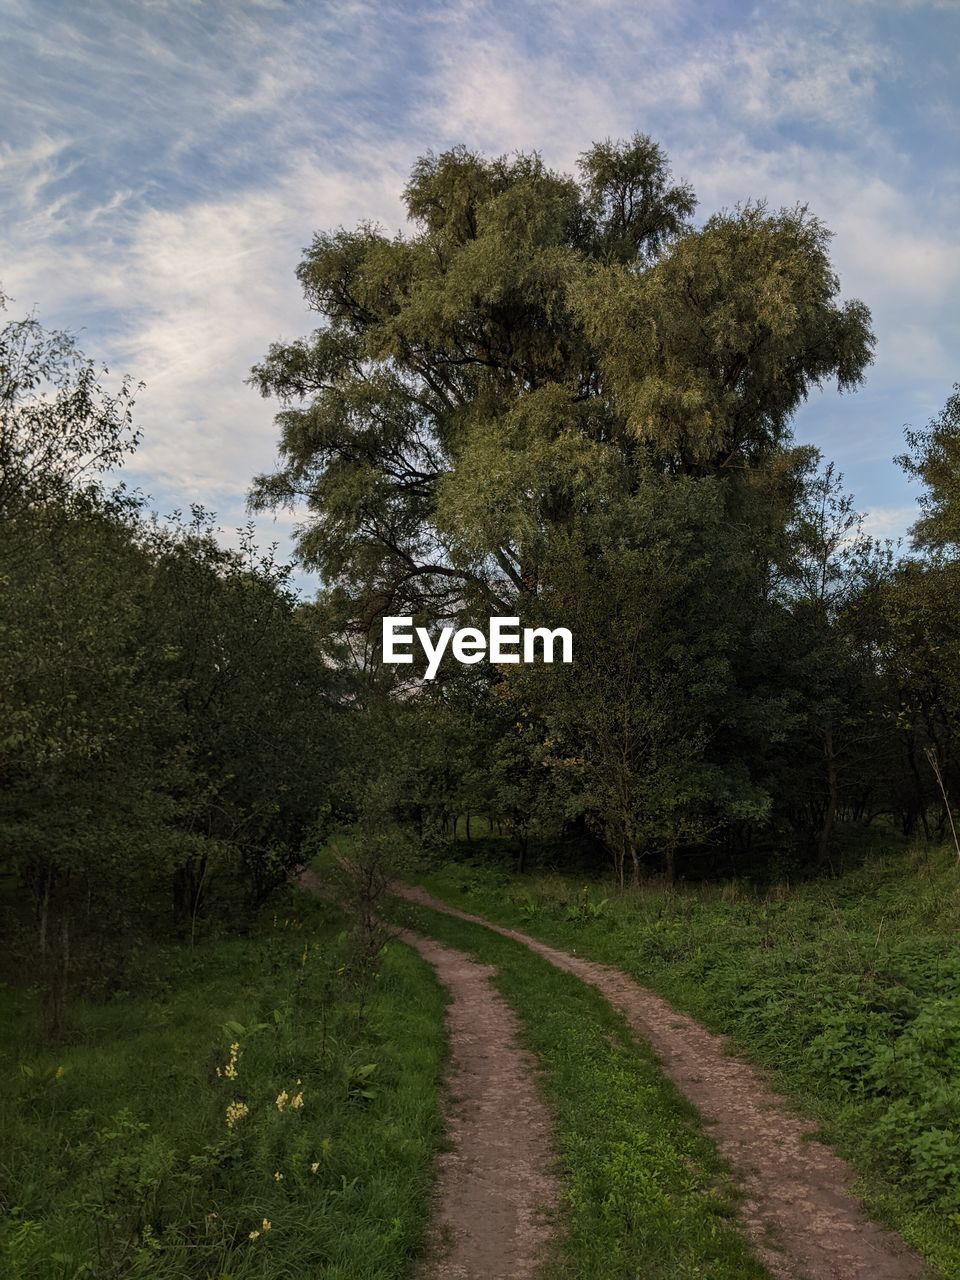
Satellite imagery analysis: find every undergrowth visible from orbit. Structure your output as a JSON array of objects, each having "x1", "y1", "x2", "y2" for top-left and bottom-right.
[{"x1": 0, "y1": 889, "x2": 445, "y2": 1279}]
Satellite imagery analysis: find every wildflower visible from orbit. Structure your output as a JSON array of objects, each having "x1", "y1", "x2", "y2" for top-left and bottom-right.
[
  {"x1": 248, "y1": 1229, "x2": 260, "y2": 1241},
  {"x1": 310, "y1": 1161, "x2": 320, "y2": 1174},
  {"x1": 261, "y1": 1218, "x2": 271, "y2": 1232},
  {"x1": 290, "y1": 1091, "x2": 304, "y2": 1110},
  {"x1": 274, "y1": 1170, "x2": 283, "y2": 1182},
  {"x1": 218, "y1": 1041, "x2": 241, "y2": 1081},
  {"x1": 275, "y1": 1089, "x2": 289, "y2": 1112},
  {"x1": 54, "y1": 1065, "x2": 65, "y2": 1080},
  {"x1": 225, "y1": 1100, "x2": 249, "y2": 1130}
]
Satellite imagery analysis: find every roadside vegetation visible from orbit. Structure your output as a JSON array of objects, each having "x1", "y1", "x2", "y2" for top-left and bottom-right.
[
  {"x1": 411, "y1": 839, "x2": 960, "y2": 1278},
  {"x1": 0, "y1": 888, "x2": 446, "y2": 1279}
]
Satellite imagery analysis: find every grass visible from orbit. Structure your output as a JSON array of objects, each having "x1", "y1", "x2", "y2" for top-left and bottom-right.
[
  {"x1": 384, "y1": 890, "x2": 769, "y2": 1280},
  {"x1": 0, "y1": 888, "x2": 446, "y2": 1279},
  {"x1": 412, "y1": 840, "x2": 960, "y2": 1279}
]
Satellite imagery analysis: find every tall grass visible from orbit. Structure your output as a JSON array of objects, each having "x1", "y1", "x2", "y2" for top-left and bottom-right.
[{"x1": 0, "y1": 890, "x2": 446, "y2": 1279}]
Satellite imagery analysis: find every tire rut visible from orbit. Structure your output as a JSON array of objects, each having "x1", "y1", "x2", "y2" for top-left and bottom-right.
[
  {"x1": 297, "y1": 871, "x2": 559, "y2": 1279},
  {"x1": 401, "y1": 929, "x2": 560, "y2": 1280},
  {"x1": 398, "y1": 884, "x2": 931, "y2": 1280}
]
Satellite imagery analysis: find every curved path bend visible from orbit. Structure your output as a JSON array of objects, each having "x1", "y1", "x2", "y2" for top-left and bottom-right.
[{"x1": 398, "y1": 883, "x2": 930, "y2": 1280}]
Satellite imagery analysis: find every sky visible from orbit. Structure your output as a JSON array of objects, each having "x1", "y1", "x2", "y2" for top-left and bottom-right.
[{"x1": 1, "y1": 0, "x2": 958, "y2": 593}]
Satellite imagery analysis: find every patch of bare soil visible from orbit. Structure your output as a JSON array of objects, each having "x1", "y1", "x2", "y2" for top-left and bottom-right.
[
  {"x1": 297, "y1": 871, "x2": 558, "y2": 1279},
  {"x1": 398, "y1": 885, "x2": 931, "y2": 1280},
  {"x1": 401, "y1": 930, "x2": 560, "y2": 1279}
]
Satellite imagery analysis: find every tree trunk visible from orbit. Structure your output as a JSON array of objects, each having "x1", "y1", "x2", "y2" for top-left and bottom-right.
[
  {"x1": 628, "y1": 838, "x2": 640, "y2": 886},
  {"x1": 40, "y1": 876, "x2": 70, "y2": 1041},
  {"x1": 516, "y1": 832, "x2": 528, "y2": 875},
  {"x1": 817, "y1": 722, "x2": 839, "y2": 870},
  {"x1": 905, "y1": 735, "x2": 931, "y2": 839},
  {"x1": 38, "y1": 864, "x2": 52, "y2": 957}
]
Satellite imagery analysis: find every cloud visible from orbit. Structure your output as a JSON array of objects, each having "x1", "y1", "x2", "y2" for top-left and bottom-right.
[
  {"x1": 861, "y1": 503, "x2": 916, "y2": 542},
  {"x1": 112, "y1": 153, "x2": 408, "y2": 498},
  {"x1": 1, "y1": 0, "x2": 956, "y2": 570}
]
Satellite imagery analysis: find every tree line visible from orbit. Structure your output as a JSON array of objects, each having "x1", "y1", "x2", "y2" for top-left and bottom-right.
[{"x1": 0, "y1": 299, "x2": 348, "y2": 1035}]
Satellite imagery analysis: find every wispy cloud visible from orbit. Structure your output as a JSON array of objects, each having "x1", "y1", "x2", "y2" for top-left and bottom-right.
[{"x1": 1, "y1": 0, "x2": 957, "y2": 583}]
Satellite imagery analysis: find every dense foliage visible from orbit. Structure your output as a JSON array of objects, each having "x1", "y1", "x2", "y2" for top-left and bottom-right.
[
  {"x1": 252, "y1": 136, "x2": 960, "y2": 883},
  {"x1": 0, "y1": 301, "x2": 341, "y2": 1035}
]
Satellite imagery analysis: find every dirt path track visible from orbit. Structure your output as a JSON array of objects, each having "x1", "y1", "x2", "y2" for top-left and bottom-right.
[
  {"x1": 401, "y1": 929, "x2": 559, "y2": 1279},
  {"x1": 298, "y1": 870, "x2": 558, "y2": 1279},
  {"x1": 399, "y1": 884, "x2": 930, "y2": 1280}
]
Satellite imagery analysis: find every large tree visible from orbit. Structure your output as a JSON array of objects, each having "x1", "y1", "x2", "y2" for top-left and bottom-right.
[
  {"x1": 250, "y1": 135, "x2": 873, "y2": 635},
  {"x1": 250, "y1": 136, "x2": 874, "y2": 874}
]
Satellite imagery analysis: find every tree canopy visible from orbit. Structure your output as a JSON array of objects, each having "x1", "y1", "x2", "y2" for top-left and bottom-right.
[
  {"x1": 249, "y1": 135, "x2": 890, "y2": 882},
  {"x1": 250, "y1": 136, "x2": 872, "y2": 633}
]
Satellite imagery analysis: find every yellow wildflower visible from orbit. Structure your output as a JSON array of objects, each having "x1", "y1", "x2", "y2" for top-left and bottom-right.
[
  {"x1": 225, "y1": 1100, "x2": 249, "y2": 1130},
  {"x1": 262, "y1": 1218, "x2": 272, "y2": 1232},
  {"x1": 219, "y1": 1041, "x2": 241, "y2": 1081},
  {"x1": 310, "y1": 1161, "x2": 320, "y2": 1174},
  {"x1": 54, "y1": 1065, "x2": 65, "y2": 1080},
  {"x1": 291, "y1": 1091, "x2": 304, "y2": 1110},
  {"x1": 274, "y1": 1170, "x2": 283, "y2": 1182},
  {"x1": 275, "y1": 1089, "x2": 288, "y2": 1112},
  {"x1": 248, "y1": 1229, "x2": 260, "y2": 1241}
]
